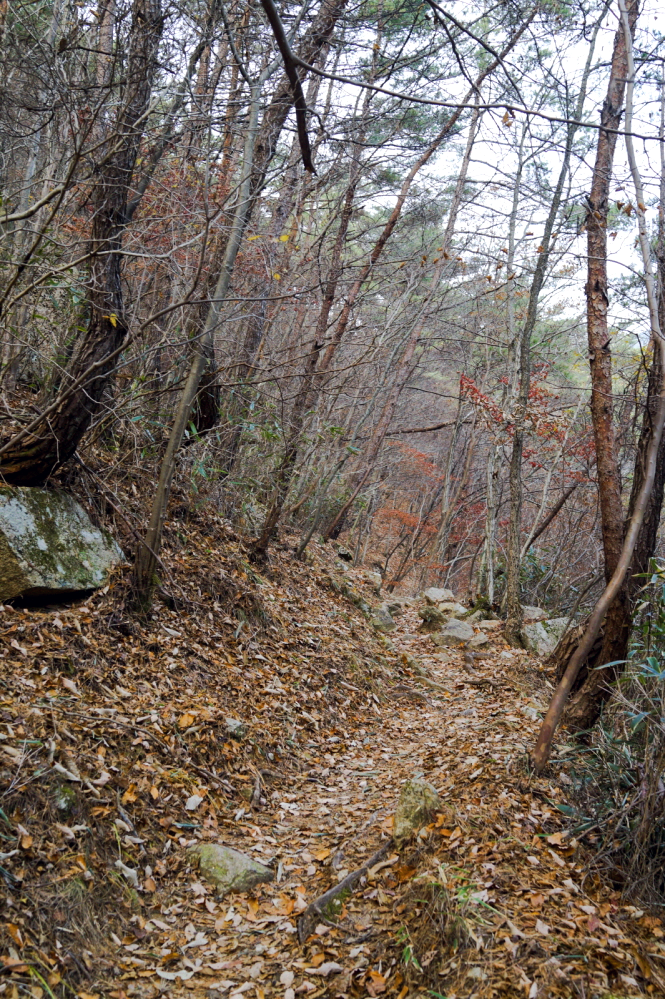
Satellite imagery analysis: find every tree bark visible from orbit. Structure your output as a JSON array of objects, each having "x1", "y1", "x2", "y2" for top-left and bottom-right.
[
  {"x1": 0, "y1": 0, "x2": 163, "y2": 484},
  {"x1": 565, "y1": 53, "x2": 664, "y2": 728},
  {"x1": 545, "y1": 0, "x2": 640, "y2": 717},
  {"x1": 575, "y1": 0, "x2": 640, "y2": 684},
  {"x1": 533, "y1": 0, "x2": 663, "y2": 770},
  {"x1": 133, "y1": 81, "x2": 262, "y2": 606}
]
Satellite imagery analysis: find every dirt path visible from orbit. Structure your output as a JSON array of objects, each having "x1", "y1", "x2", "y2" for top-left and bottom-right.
[{"x1": 114, "y1": 606, "x2": 662, "y2": 999}]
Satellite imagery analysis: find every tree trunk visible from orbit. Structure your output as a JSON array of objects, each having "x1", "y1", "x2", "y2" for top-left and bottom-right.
[
  {"x1": 0, "y1": 0, "x2": 163, "y2": 484},
  {"x1": 546, "y1": 0, "x2": 640, "y2": 714},
  {"x1": 252, "y1": 159, "x2": 361, "y2": 555},
  {"x1": 250, "y1": 0, "x2": 348, "y2": 198},
  {"x1": 577, "y1": 0, "x2": 640, "y2": 681},
  {"x1": 133, "y1": 81, "x2": 262, "y2": 607},
  {"x1": 565, "y1": 61, "x2": 664, "y2": 728},
  {"x1": 534, "y1": 0, "x2": 664, "y2": 770}
]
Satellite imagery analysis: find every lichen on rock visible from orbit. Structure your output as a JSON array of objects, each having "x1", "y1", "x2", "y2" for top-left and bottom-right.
[
  {"x1": 0, "y1": 487, "x2": 125, "y2": 601},
  {"x1": 394, "y1": 778, "x2": 442, "y2": 844},
  {"x1": 188, "y1": 843, "x2": 274, "y2": 895},
  {"x1": 430, "y1": 618, "x2": 474, "y2": 647}
]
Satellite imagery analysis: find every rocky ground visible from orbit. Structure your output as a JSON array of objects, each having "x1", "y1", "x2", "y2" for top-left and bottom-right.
[{"x1": 0, "y1": 519, "x2": 663, "y2": 999}]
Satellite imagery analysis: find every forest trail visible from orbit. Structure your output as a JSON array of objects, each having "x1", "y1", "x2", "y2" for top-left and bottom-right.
[
  {"x1": 118, "y1": 605, "x2": 662, "y2": 999},
  {"x1": 1, "y1": 526, "x2": 662, "y2": 999}
]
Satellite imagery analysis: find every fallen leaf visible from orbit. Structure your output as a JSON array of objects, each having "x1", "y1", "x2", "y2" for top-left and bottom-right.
[
  {"x1": 310, "y1": 962, "x2": 344, "y2": 977},
  {"x1": 6, "y1": 924, "x2": 23, "y2": 947},
  {"x1": 366, "y1": 969, "x2": 387, "y2": 995},
  {"x1": 0, "y1": 956, "x2": 29, "y2": 972}
]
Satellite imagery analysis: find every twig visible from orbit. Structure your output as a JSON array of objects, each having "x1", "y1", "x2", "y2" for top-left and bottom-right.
[{"x1": 297, "y1": 839, "x2": 393, "y2": 944}]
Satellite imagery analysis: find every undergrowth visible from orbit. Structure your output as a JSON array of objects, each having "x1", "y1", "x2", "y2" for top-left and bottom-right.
[{"x1": 562, "y1": 561, "x2": 665, "y2": 905}]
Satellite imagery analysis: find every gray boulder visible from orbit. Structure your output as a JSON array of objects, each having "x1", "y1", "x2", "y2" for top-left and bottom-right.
[
  {"x1": 468, "y1": 632, "x2": 489, "y2": 649},
  {"x1": 478, "y1": 619, "x2": 502, "y2": 631},
  {"x1": 543, "y1": 617, "x2": 569, "y2": 648},
  {"x1": 371, "y1": 604, "x2": 396, "y2": 633},
  {"x1": 521, "y1": 622, "x2": 549, "y2": 655},
  {"x1": 522, "y1": 605, "x2": 548, "y2": 623},
  {"x1": 430, "y1": 618, "x2": 474, "y2": 647},
  {"x1": 394, "y1": 778, "x2": 442, "y2": 844},
  {"x1": 436, "y1": 600, "x2": 469, "y2": 619},
  {"x1": 521, "y1": 617, "x2": 569, "y2": 656},
  {"x1": 422, "y1": 587, "x2": 455, "y2": 605},
  {"x1": 188, "y1": 843, "x2": 274, "y2": 896},
  {"x1": 0, "y1": 487, "x2": 124, "y2": 601}
]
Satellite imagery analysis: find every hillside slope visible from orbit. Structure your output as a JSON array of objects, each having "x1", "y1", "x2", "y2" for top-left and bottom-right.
[{"x1": 0, "y1": 517, "x2": 661, "y2": 998}]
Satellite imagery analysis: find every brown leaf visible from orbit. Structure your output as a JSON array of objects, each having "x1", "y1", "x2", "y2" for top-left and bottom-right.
[
  {"x1": 366, "y1": 970, "x2": 387, "y2": 996},
  {"x1": 633, "y1": 949, "x2": 652, "y2": 980},
  {"x1": 6, "y1": 924, "x2": 23, "y2": 947},
  {"x1": 0, "y1": 956, "x2": 29, "y2": 972}
]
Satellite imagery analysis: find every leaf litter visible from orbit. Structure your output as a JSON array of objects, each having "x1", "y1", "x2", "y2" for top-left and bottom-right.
[{"x1": 0, "y1": 514, "x2": 662, "y2": 998}]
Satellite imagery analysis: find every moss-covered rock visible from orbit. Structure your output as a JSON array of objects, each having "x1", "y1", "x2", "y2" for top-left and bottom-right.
[
  {"x1": 188, "y1": 843, "x2": 274, "y2": 895},
  {"x1": 417, "y1": 605, "x2": 447, "y2": 632},
  {"x1": 394, "y1": 778, "x2": 442, "y2": 844},
  {"x1": 0, "y1": 487, "x2": 125, "y2": 601},
  {"x1": 522, "y1": 617, "x2": 569, "y2": 656},
  {"x1": 371, "y1": 604, "x2": 396, "y2": 633},
  {"x1": 52, "y1": 783, "x2": 78, "y2": 814}
]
